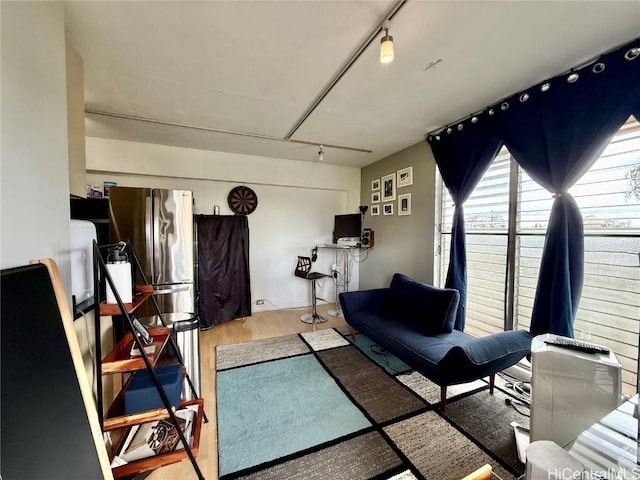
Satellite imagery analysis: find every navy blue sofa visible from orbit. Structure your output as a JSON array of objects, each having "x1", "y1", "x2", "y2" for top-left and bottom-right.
[{"x1": 339, "y1": 273, "x2": 532, "y2": 410}]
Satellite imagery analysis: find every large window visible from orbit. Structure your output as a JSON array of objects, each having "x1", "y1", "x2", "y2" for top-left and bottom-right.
[{"x1": 438, "y1": 117, "x2": 640, "y2": 394}]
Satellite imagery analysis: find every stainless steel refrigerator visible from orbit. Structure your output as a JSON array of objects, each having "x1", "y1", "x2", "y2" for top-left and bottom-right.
[
  {"x1": 109, "y1": 186, "x2": 201, "y2": 399},
  {"x1": 108, "y1": 186, "x2": 195, "y2": 314}
]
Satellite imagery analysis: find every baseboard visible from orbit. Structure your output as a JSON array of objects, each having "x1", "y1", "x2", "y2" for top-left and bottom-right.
[{"x1": 251, "y1": 304, "x2": 276, "y2": 313}]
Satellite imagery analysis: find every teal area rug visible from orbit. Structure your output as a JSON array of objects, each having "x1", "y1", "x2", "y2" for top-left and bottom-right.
[
  {"x1": 217, "y1": 354, "x2": 371, "y2": 476},
  {"x1": 216, "y1": 328, "x2": 528, "y2": 480},
  {"x1": 350, "y1": 331, "x2": 412, "y2": 375}
]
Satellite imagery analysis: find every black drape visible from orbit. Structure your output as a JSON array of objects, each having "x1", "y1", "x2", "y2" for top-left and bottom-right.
[
  {"x1": 195, "y1": 215, "x2": 251, "y2": 328},
  {"x1": 493, "y1": 39, "x2": 640, "y2": 337},
  {"x1": 427, "y1": 118, "x2": 503, "y2": 331}
]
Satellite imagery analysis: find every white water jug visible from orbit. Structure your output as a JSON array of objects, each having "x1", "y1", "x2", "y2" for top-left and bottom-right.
[{"x1": 105, "y1": 244, "x2": 133, "y2": 304}]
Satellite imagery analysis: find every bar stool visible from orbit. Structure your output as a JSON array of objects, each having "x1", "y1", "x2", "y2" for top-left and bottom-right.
[{"x1": 294, "y1": 256, "x2": 330, "y2": 326}]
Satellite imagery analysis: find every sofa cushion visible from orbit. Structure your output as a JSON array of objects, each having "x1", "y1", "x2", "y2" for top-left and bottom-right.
[{"x1": 389, "y1": 273, "x2": 460, "y2": 335}]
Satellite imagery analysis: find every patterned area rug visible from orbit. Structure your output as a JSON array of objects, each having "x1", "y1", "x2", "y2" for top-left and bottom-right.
[{"x1": 216, "y1": 328, "x2": 529, "y2": 480}]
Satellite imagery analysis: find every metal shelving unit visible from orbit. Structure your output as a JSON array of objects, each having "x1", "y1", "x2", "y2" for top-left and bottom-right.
[{"x1": 92, "y1": 241, "x2": 206, "y2": 479}]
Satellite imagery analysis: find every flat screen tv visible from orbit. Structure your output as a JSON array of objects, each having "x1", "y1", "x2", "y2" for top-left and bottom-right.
[{"x1": 333, "y1": 213, "x2": 361, "y2": 244}]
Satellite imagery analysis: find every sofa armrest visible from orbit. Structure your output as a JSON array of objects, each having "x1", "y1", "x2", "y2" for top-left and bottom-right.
[
  {"x1": 440, "y1": 330, "x2": 532, "y2": 368},
  {"x1": 339, "y1": 289, "x2": 389, "y2": 318}
]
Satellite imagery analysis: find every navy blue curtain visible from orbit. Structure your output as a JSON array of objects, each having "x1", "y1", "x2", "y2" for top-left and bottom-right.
[
  {"x1": 493, "y1": 40, "x2": 640, "y2": 337},
  {"x1": 427, "y1": 119, "x2": 502, "y2": 331}
]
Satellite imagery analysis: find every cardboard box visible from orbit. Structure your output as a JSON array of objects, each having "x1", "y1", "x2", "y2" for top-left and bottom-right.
[{"x1": 124, "y1": 364, "x2": 183, "y2": 414}]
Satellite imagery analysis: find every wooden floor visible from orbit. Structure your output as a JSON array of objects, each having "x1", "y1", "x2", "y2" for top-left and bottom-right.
[{"x1": 147, "y1": 304, "x2": 347, "y2": 480}]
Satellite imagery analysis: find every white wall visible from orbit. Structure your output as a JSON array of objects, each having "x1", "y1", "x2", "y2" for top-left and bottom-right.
[
  {"x1": 66, "y1": 37, "x2": 87, "y2": 197},
  {"x1": 1, "y1": 2, "x2": 71, "y2": 294},
  {"x1": 86, "y1": 137, "x2": 361, "y2": 311},
  {"x1": 0, "y1": 1, "x2": 115, "y2": 411}
]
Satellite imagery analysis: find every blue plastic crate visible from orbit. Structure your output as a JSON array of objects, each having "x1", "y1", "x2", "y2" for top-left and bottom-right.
[{"x1": 124, "y1": 364, "x2": 183, "y2": 414}]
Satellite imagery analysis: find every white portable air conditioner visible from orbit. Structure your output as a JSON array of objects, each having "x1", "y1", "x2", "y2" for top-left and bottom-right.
[
  {"x1": 530, "y1": 333, "x2": 622, "y2": 447},
  {"x1": 69, "y1": 219, "x2": 97, "y2": 312}
]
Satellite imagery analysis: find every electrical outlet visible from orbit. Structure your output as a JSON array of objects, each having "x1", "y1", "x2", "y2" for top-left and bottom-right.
[{"x1": 256, "y1": 299, "x2": 265, "y2": 305}]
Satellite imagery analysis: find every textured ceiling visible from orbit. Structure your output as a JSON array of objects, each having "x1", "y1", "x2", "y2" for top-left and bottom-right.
[{"x1": 65, "y1": 1, "x2": 640, "y2": 168}]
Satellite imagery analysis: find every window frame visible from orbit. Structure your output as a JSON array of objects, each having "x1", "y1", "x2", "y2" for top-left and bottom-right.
[{"x1": 436, "y1": 118, "x2": 640, "y2": 394}]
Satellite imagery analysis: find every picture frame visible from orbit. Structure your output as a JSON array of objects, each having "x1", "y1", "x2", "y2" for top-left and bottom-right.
[
  {"x1": 371, "y1": 191, "x2": 380, "y2": 203},
  {"x1": 381, "y1": 173, "x2": 396, "y2": 202},
  {"x1": 398, "y1": 193, "x2": 412, "y2": 216},
  {"x1": 383, "y1": 203, "x2": 394, "y2": 215},
  {"x1": 115, "y1": 404, "x2": 197, "y2": 463},
  {"x1": 371, "y1": 205, "x2": 380, "y2": 216},
  {"x1": 397, "y1": 166, "x2": 413, "y2": 188},
  {"x1": 371, "y1": 178, "x2": 380, "y2": 191}
]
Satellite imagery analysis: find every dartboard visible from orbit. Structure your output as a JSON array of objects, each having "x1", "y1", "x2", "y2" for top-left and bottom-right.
[{"x1": 227, "y1": 186, "x2": 258, "y2": 215}]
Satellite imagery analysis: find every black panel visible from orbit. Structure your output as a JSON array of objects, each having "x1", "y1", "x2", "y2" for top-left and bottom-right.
[
  {"x1": 70, "y1": 196, "x2": 111, "y2": 246},
  {"x1": 195, "y1": 215, "x2": 251, "y2": 328},
  {"x1": 1, "y1": 263, "x2": 103, "y2": 479},
  {"x1": 70, "y1": 196, "x2": 110, "y2": 219}
]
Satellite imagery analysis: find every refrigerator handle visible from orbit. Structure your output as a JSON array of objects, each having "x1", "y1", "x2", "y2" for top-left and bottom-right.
[
  {"x1": 153, "y1": 191, "x2": 163, "y2": 285},
  {"x1": 145, "y1": 194, "x2": 155, "y2": 283},
  {"x1": 153, "y1": 284, "x2": 190, "y2": 295}
]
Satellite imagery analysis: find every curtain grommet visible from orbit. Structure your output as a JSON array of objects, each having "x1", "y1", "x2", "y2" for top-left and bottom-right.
[
  {"x1": 592, "y1": 62, "x2": 605, "y2": 74},
  {"x1": 541, "y1": 82, "x2": 551, "y2": 92},
  {"x1": 471, "y1": 116, "x2": 478, "y2": 124},
  {"x1": 567, "y1": 72, "x2": 579, "y2": 83},
  {"x1": 488, "y1": 109, "x2": 495, "y2": 116},
  {"x1": 500, "y1": 102, "x2": 509, "y2": 111},
  {"x1": 624, "y1": 48, "x2": 639, "y2": 61},
  {"x1": 519, "y1": 93, "x2": 530, "y2": 102},
  {"x1": 457, "y1": 124, "x2": 464, "y2": 131}
]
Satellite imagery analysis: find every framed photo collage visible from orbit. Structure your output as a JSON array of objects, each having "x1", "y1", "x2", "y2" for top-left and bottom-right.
[{"x1": 370, "y1": 166, "x2": 412, "y2": 217}]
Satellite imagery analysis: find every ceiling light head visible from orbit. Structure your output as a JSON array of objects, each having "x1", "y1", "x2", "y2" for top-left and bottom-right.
[
  {"x1": 318, "y1": 145, "x2": 324, "y2": 161},
  {"x1": 380, "y1": 21, "x2": 394, "y2": 64}
]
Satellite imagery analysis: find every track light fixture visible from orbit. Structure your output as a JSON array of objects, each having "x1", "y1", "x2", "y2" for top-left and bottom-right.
[
  {"x1": 318, "y1": 145, "x2": 324, "y2": 161},
  {"x1": 380, "y1": 21, "x2": 394, "y2": 64}
]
